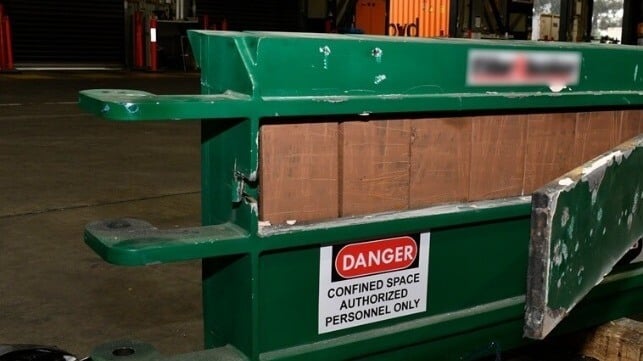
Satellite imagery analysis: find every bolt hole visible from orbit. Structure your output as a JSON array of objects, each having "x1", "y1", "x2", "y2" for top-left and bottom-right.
[
  {"x1": 112, "y1": 347, "x2": 135, "y2": 357},
  {"x1": 107, "y1": 220, "x2": 131, "y2": 229}
]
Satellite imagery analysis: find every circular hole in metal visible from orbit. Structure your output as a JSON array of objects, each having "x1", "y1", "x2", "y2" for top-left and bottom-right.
[
  {"x1": 112, "y1": 347, "x2": 135, "y2": 357},
  {"x1": 107, "y1": 220, "x2": 131, "y2": 229}
]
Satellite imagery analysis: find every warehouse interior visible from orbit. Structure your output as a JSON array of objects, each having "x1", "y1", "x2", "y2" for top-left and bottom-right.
[
  {"x1": 1, "y1": 1, "x2": 642, "y2": 361},
  {"x1": 0, "y1": 0, "x2": 641, "y2": 69}
]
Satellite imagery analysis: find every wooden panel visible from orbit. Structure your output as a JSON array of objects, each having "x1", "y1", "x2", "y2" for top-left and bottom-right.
[
  {"x1": 618, "y1": 110, "x2": 643, "y2": 143},
  {"x1": 410, "y1": 117, "x2": 471, "y2": 207},
  {"x1": 523, "y1": 113, "x2": 577, "y2": 193},
  {"x1": 574, "y1": 111, "x2": 620, "y2": 163},
  {"x1": 469, "y1": 115, "x2": 528, "y2": 201},
  {"x1": 259, "y1": 123, "x2": 338, "y2": 225},
  {"x1": 340, "y1": 120, "x2": 411, "y2": 216},
  {"x1": 259, "y1": 110, "x2": 640, "y2": 225},
  {"x1": 581, "y1": 318, "x2": 643, "y2": 361}
]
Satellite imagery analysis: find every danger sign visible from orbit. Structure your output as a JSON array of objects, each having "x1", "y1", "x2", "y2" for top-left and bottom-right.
[{"x1": 318, "y1": 233, "x2": 430, "y2": 334}]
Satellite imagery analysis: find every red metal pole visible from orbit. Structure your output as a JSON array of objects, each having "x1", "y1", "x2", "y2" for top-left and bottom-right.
[
  {"x1": 221, "y1": 18, "x2": 228, "y2": 30},
  {"x1": 0, "y1": 17, "x2": 7, "y2": 70},
  {"x1": 202, "y1": 14, "x2": 209, "y2": 30},
  {"x1": 3, "y1": 15, "x2": 14, "y2": 70},
  {"x1": 149, "y1": 17, "x2": 158, "y2": 71},
  {"x1": 0, "y1": 4, "x2": 6, "y2": 70},
  {"x1": 132, "y1": 13, "x2": 139, "y2": 68},
  {"x1": 135, "y1": 12, "x2": 144, "y2": 68}
]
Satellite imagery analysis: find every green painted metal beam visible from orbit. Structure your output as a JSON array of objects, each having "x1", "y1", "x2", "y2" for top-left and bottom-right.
[
  {"x1": 525, "y1": 134, "x2": 643, "y2": 339},
  {"x1": 79, "y1": 31, "x2": 643, "y2": 122},
  {"x1": 84, "y1": 218, "x2": 249, "y2": 265}
]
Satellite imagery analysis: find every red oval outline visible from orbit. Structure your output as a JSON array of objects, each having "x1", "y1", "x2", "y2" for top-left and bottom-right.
[{"x1": 334, "y1": 236, "x2": 417, "y2": 279}]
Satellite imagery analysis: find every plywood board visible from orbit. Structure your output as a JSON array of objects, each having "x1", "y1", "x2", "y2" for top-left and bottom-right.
[
  {"x1": 259, "y1": 110, "x2": 640, "y2": 225},
  {"x1": 409, "y1": 117, "x2": 471, "y2": 207},
  {"x1": 581, "y1": 318, "x2": 643, "y2": 361},
  {"x1": 574, "y1": 111, "x2": 620, "y2": 163},
  {"x1": 469, "y1": 115, "x2": 527, "y2": 201},
  {"x1": 523, "y1": 113, "x2": 577, "y2": 194},
  {"x1": 618, "y1": 110, "x2": 642, "y2": 143},
  {"x1": 340, "y1": 120, "x2": 411, "y2": 216},
  {"x1": 259, "y1": 122, "x2": 339, "y2": 225}
]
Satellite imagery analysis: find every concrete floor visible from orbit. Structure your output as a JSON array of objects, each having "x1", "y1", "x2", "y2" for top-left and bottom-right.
[{"x1": 0, "y1": 71, "x2": 204, "y2": 357}]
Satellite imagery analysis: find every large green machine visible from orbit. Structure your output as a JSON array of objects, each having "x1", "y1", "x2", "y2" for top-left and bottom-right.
[{"x1": 79, "y1": 31, "x2": 643, "y2": 361}]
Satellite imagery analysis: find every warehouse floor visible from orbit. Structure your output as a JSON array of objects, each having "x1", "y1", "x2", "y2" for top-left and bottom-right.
[{"x1": 0, "y1": 71, "x2": 204, "y2": 357}]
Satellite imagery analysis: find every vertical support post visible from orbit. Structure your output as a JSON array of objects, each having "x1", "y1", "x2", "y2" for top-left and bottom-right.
[
  {"x1": 133, "y1": 11, "x2": 144, "y2": 68},
  {"x1": 559, "y1": 0, "x2": 571, "y2": 42},
  {"x1": 584, "y1": 0, "x2": 593, "y2": 42},
  {"x1": 0, "y1": 10, "x2": 6, "y2": 70},
  {"x1": 639, "y1": 0, "x2": 643, "y2": 45},
  {"x1": 0, "y1": 4, "x2": 7, "y2": 70},
  {"x1": 202, "y1": 14, "x2": 209, "y2": 30},
  {"x1": 621, "y1": 0, "x2": 638, "y2": 45},
  {"x1": 221, "y1": 18, "x2": 228, "y2": 30},
  {"x1": 449, "y1": 0, "x2": 458, "y2": 37},
  {"x1": 149, "y1": 17, "x2": 158, "y2": 71},
  {"x1": 3, "y1": 15, "x2": 13, "y2": 71}
]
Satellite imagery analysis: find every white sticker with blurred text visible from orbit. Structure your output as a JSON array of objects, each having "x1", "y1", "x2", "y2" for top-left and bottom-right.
[{"x1": 467, "y1": 50, "x2": 581, "y2": 86}]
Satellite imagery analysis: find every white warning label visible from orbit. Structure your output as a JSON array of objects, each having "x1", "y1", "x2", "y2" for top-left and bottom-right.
[{"x1": 318, "y1": 233, "x2": 430, "y2": 334}]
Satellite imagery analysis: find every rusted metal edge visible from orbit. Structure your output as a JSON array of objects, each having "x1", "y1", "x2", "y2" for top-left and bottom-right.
[{"x1": 524, "y1": 190, "x2": 565, "y2": 339}]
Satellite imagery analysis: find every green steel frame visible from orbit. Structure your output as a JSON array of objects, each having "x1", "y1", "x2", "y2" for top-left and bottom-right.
[{"x1": 79, "y1": 31, "x2": 643, "y2": 361}]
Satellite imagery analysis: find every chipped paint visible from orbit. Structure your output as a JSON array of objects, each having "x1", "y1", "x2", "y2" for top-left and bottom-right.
[
  {"x1": 558, "y1": 178, "x2": 573, "y2": 186},
  {"x1": 245, "y1": 196, "x2": 259, "y2": 216},
  {"x1": 319, "y1": 45, "x2": 331, "y2": 70},
  {"x1": 633, "y1": 187, "x2": 639, "y2": 214},
  {"x1": 248, "y1": 170, "x2": 257, "y2": 182},
  {"x1": 549, "y1": 84, "x2": 565, "y2": 93},
  {"x1": 124, "y1": 103, "x2": 139, "y2": 113},
  {"x1": 635, "y1": 64, "x2": 639, "y2": 81},
  {"x1": 311, "y1": 96, "x2": 348, "y2": 103},
  {"x1": 372, "y1": 47, "x2": 383, "y2": 63},
  {"x1": 591, "y1": 189, "x2": 598, "y2": 206},
  {"x1": 553, "y1": 241, "x2": 563, "y2": 266},
  {"x1": 561, "y1": 207, "x2": 570, "y2": 227},
  {"x1": 374, "y1": 74, "x2": 387, "y2": 85}
]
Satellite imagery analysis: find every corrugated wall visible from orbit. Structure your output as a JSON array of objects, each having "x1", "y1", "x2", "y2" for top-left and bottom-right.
[
  {"x1": 3, "y1": 0, "x2": 124, "y2": 65},
  {"x1": 388, "y1": 0, "x2": 449, "y2": 37}
]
